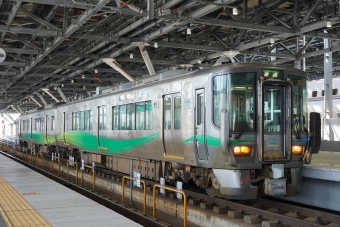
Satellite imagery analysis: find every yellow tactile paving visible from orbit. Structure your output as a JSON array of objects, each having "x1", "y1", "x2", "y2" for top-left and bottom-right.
[{"x1": 0, "y1": 175, "x2": 52, "y2": 227}]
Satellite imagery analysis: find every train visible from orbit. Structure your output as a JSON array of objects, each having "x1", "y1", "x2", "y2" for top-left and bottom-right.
[
  {"x1": 308, "y1": 77, "x2": 340, "y2": 118},
  {"x1": 17, "y1": 62, "x2": 321, "y2": 200}
]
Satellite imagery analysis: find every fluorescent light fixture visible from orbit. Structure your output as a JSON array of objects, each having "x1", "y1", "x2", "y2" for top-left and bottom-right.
[
  {"x1": 61, "y1": 84, "x2": 64, "y2": 87},
  {"x1": 327, "y1": 21, "x2": 332, "y2": 27},
  {"x1": 83, "y1": 86, "x2": 86, "y2": 89},
  {"x1": 94, "y1": 69, "x2": 98, "y2": 73},
  {"x1": 197, "y1": 59, "x2": 202, "y2": 64},
  {"x1": 130, "y1": 53, "x2": 134, "y2": 58},
  {"x1": 82, "y1": 74, "x2": 85, "y2": 79},
  {"x1": 71, "y1": 79, "x2": 74, "y2": 83},
  {"x1": 154, "y1": 42, "x2": 158, "y2": 48},
  {"x1": 270, "y1": 38, "x2": 275, "y2": 44},
  {"x1": 233, "y1": 7, "x2": 238, "y2": 15},
  {"x1": 187, "y1": 28, "x2": 191, "y2": 35}
]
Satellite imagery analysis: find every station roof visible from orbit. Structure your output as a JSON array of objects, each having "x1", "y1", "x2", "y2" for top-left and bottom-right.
[{"x1": 0, "y1": 0, "x2": 339, "y2": 113}]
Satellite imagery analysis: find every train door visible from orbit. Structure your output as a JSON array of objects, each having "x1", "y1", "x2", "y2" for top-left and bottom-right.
[
  {"x1": 163, "y1": 94, "x2": 184, "y2": 157},
  {"x1": 262, "y1": 83, "x2": 291, "y2": 161},
  {"x1": 98, "y1": 106, "x2": 108, "y2": 150},
  {"x1": 195, "y1": 89, "x2": 208, "y2": 161}
]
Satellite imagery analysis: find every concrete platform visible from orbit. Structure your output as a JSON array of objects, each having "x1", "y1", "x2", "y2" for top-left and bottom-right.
[
  {"x1": 277, "y1": 151, "x2": 340, "y2": 212},
  {"x1": 0, "y1": 154, "x2": 141, "y2": 227}
]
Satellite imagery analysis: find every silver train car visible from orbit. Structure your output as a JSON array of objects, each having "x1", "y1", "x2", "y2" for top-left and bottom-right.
[{"x1": 18, "y1": 63, "x2": 321, "y2": 200}]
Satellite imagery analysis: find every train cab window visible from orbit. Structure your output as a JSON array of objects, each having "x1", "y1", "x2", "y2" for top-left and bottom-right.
[
  {"x1": 85, "y1": 110, "x2": 93, "y2": 130},
  {"x1": 145, "y1": 101, "x2": 152, "y2": 130},
  {"x1": 322, "y1": 90, "x2": 324, "y2": 96},
  {"x1": 136, "y1": 102, "x2": 145, "y2": 130},
  {"x1": 312, "y1": 91, "x2": 317, "y2": 97},
  {"x1": 51, "y1": 116, "x2": 55, "y2": 131},
  {"x1": 119, "y1": 105, "x2": 127, "y2": 130},
  {"x1": 112, "y1": 106, "x2": 119, "y2": 130},
  {"x1": 213, "y1": 72, "x2": 256, "y2": 131},
  {"x1": 174, "y1": 97, "x2": 181, "y2": 129},
  {"x1": 164, "y1": 97, "x2": 171, "y2": 130},
  {"x1": 127, "y1": 103, "x2": 135, "y2": 130},
  {"x1": 333, "y1": 89, "x2": 338, "y2": 95}
]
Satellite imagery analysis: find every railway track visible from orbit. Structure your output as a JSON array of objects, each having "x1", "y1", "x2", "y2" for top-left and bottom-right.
[{"x1": 1, "y1": 141, "x2": 340, "y2": 227}]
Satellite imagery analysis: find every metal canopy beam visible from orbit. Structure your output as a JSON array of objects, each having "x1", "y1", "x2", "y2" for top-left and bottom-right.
[
  {"x1": 18, "y1": 6, "x2": 62, "y2": 32},
  {"x1": 0, "y1": 25, "x2": 60, "y2": 36},
  {"x1": 0, "y1": 1, "x2": 21, "y2": 45},
  {"x1": 3, "y1": 0, "x2": 112, "y2": 94},
  {"x1": 1, "y1": 47, "x2": 39, "y2": 54}
]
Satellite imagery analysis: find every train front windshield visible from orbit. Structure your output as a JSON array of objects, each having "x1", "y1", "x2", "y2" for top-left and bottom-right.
[{"x1": 213, "y1": 72, "x2": 256, "y2": 132}]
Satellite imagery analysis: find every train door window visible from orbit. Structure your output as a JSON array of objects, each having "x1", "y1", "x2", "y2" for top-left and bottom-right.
[
  {"x1": 40, "y1": 117, "x2": 45, "y2": 131},
  {"x1": 23, "y1": 120, "x2": 26, "y2": 131},
  {"x1": 51, "y1": 116, "x2": 55, "y2": 131},
  {"x1": 80, "y1": 112, "x2": 84, "y2": 130},
  {"x1": 333, "y1": 89, "x2": 338, "y2": 95},
  {"x1": 72, "y1": 113, "x2": 76, "y2": 130},
  {"x1": 119, "y1": 105, "x2": 127, "y2": 130},
  {"x1": 145, "y1": 101, "x2": 152, "y2": 130},
  {"x1": 174, "y1": 97, "x2": 181, "y2": 129},
  {"x1": 99, "y1": 106, "x2": 107, "y2": 130},
  {"x1": 312, "y1": 91, "x2": 317, "y2": 97},
  {"x1": 85, "y1": 110, "x2": 93, "y2": 130},
  {"x1": 197, "y1": 94, "x2": 204, "y2": 125},
  {"x1": 322, "y1": 90, "x2": 324, "y2": 96},
  {"x1": 112, "y1": 106, "x2": 119, "y2": 130},
  {"x1": 164, "y1": 97, "x2": 171, "y2": 130},
  {"x1": 136, "y1": 102, "x2": 145, "y2": 130},
  {"x1": 127, "y1": 103, "x2": 135, "y2": 130}
]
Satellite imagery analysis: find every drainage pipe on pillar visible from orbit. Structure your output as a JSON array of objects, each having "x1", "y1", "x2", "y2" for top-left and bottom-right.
[{"x1": 101, "y1": 58, "x2": 136, "y2": 81}]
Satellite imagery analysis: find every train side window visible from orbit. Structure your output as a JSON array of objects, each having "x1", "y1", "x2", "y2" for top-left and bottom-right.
[
  {"x1": 333, "y1": 89, "x2": 338, "y2": 95},
  {"x1": 27, "y1": 119, "x2": 30, "y2": 131},
  {"x1": 145, "y1": 101, "x2": 152, "y2": 130},
  {"x1": 174, "y1": 97, "x2": 181, "y2": 129},
  {"x1": 112, "y1": 106, "x2": 119, "y2": 130},
  {"x1": 119, "y1": 105, "x2": 127, "y2": 130},
  {"x1": 136, "y1": 102, "x2": 145, "y2": 130},
  {"x1": 23, "y1": 120, "x2": 26, "y2": 131},
  {"x1": 312, "y1": 91, "x2": 317, "y2": 97},
  {"x1": 322, "y1": 90, "x2": 324, "y2": 96},
  {"x1": 51, "y1": 116, "x2": 55, "y2": 131}
]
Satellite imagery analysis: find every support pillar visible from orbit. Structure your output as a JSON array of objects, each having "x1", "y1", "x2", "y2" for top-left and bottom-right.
[{"x1": 324, "y1": 35, "x2": 333, "y2": 141}]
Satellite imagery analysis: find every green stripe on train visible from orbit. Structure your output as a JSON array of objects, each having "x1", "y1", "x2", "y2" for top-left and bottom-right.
[{"x1": 57, "y1": 131, "x2": 160, "y2": 154}]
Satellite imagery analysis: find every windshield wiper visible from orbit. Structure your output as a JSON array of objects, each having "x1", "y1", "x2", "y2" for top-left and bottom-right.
[
  {"x1": 235, "y1": 123, "x2": 250, "y2": 139},
  {"x1": 291, "y1": 113, "x2": 301, "y2": 139}
]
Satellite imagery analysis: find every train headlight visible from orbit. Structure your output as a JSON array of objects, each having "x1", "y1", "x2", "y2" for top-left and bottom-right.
[
  {"x1": 233, "y1": 146, "x2": 252, "y2": 157},
  {"x1": 292, "y1": 145, "x2": 304, "y2": 155}
]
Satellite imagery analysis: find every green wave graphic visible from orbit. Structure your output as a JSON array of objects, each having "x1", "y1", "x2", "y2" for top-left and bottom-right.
[
  {"x1": 23, "y1": 132, "x2": 56, "y2": 144},
  {"x1": 57, "y1": 131, "x2": 160, "y2": 154},
  {"x1": 184, "y1": 135, "x2": 255, "y2": 146}
]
